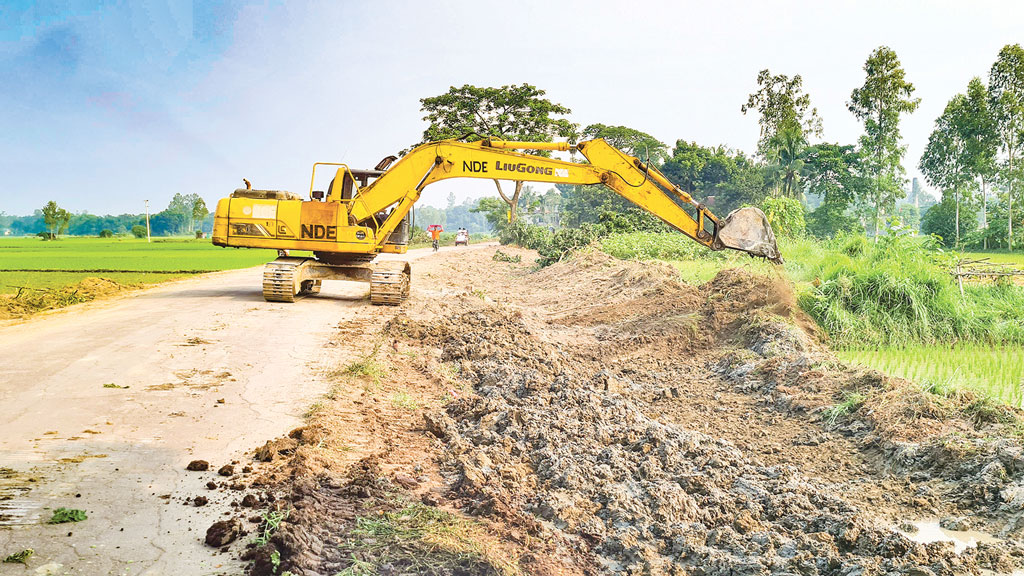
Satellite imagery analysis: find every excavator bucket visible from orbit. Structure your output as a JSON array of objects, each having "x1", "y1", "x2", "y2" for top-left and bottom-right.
[{"x1": 714, "y1": 207, "x2": 783, "y2": 263}]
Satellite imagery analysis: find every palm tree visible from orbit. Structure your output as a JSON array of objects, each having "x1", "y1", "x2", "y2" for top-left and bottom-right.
[{"x1": 768, "y1": 124, "x2": 806, "y2": 199}]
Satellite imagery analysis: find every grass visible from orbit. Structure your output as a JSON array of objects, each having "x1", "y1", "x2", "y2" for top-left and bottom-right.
[
  {"x1": 390, "y1": 391, "x2": 420, "y2": 410},
  {"x1": 800, "y1": 235, "x2": 1024, "y2": 348},
  {"x1": 822, "y1": 391, "x2": 868, "y2": 426},
  {"x1": 342, "y1": 349, "x2": 390, "y2": 385},
  {"x1": 47, "y1": 508, "x2": 87, "y2": 524},
  {"x1": 0, "y1": 236, "x2": 285, "y2": 294},
  {"x1": 838, "y1": 345, "x2": 1024, "y2": 408},
  {"x1": 3, "y1": 549, "x2": 33, "y2": 564},
  {"x1": 336, "y1": 503, "x2": 515, "y2": 576},
  {"x1": 252, "y1": 509, "x2": 289, "y2": 547}
]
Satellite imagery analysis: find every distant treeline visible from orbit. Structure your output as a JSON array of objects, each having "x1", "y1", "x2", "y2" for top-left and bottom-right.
[
  {"x1": 2, "y1": 193, "x2": 212, "y2": 237},
  {"x1": 0, "y1": 211, "x2": 215, "y2": 237},
  {"x1": 413, "y1": 195, "x2": 493, "y2": 234}
]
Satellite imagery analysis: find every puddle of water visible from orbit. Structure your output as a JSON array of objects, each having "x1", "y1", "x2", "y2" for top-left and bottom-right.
[{"x1": 896, "y1": 519, "x2": 1001, "y2": 554}]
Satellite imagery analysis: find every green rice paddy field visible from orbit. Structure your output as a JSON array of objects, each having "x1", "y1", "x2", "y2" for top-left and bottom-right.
[
  {"x1": 838, "y1": 346, "x2": 1024, "y2": 408},
  {"x1": 0, "y1": 237, "x2": 281, "y2": 294}
]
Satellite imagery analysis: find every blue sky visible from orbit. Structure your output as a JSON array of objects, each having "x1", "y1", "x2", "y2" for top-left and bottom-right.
[{"x1": 1, "y1": 0, "x2": 1021, "y2": 215}]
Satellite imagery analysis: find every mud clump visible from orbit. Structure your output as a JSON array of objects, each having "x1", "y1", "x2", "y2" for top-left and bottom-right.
[
  {"x1": 205, "y1": 518, "x2": 241, "y2": 547},
  {"x1": 254, "y1": 437, "x2": 298, "y2": 462},
  {"x1": 186, "y1": 460, "x2": 209, "y2": 471},
  {"x1": 218, "y1": 464, "x2": 234, "y2": 477}
]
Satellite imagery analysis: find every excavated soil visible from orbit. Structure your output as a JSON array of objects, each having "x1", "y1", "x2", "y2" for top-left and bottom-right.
[
  {"x1": 0, "y1": 277, "x2": 137, "y2": 319},
  {"x1": 234, "y1": 246, "x2": 1024, "y2": 576}
]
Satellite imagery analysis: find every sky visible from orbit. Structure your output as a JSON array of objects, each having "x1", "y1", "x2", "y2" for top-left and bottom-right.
[{"x1": 0, "y1": 0, "x2": 1021, "y2": 216}]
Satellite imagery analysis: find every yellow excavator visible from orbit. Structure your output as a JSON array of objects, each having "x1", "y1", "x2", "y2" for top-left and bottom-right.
[{"x1": 212, "y1": 138, "x2": 781, "y2": 304}]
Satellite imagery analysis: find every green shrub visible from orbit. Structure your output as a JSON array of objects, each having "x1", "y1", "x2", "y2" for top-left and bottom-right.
[
  {"x1": 536, "y1": 224, "x2": 604, "y2": 266},
  {"x1": 597, "y1": 208, "x2": 668, "y2": 233},
  {"x1": 761, "y1": 196, "x2": 805, "y2": 237},
  {"x1": 99, "y1": 229, "x2": 114, "y2": 238},
  {"x1": 498, "y1": 220, "x2": 552, "y2": 250},
  {"x1": 492, "y1": 249, "x2": 521, "y2": 263},
  {"x1": 131, "y1": 225, "x2": 147, "y2": 239}
]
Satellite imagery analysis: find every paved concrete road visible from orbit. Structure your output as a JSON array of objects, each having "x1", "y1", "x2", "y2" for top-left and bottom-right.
[{"x1": 0, "y1": 245, "x2": 486, "y2": 575}]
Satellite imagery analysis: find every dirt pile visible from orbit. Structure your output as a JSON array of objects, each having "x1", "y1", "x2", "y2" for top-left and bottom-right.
[
  {"x1": 0, "y1": 277, "x2": 136, "y2": 319},
  {"x1": 405, "y1": 302, "x2": 1024, "y2": 575}
]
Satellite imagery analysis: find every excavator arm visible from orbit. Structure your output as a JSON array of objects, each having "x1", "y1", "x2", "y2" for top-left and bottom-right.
[
  {"x1": 212, "y1": 136, "x2": 781, "y2": 305},
  {"x1": 353, "y1": 138, "x2": 780, "y2": 262}
]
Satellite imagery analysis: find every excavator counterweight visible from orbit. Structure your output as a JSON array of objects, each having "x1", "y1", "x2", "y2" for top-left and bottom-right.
[{"x1": 213, "y1": 137, "x2": 782, "y2": 304}]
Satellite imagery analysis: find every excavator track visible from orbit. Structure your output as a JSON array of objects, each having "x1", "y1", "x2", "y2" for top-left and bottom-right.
[
  {"x1": 262, "y1": 258, "x2": 312, "y2": 303},
  {"x1": 369, "y1": 261, "x2": 410, "y2": 306}
]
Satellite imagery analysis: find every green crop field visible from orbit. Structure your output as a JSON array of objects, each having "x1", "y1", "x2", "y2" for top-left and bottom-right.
[
  {"x1": 960, "y1": 251, "x2": 1024, "y2": 267},
  {"x1": 0, "y1": 237, "x2": 283, "y2": 294},
  {"x1": 838, "y1": 345, "x2": 1024, "y2": 408}
]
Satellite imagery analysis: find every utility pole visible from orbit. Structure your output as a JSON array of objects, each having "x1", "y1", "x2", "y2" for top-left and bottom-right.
[{"x1": 145, "y1": 200, "x2": 151, "y2": 243}]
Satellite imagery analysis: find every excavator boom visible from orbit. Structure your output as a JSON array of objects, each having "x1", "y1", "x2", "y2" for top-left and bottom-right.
[{"x1": 213, "y1": 137, "x2": 781, "y2": 303}]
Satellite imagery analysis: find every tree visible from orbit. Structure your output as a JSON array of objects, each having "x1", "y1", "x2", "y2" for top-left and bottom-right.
[
  {"x1": 580, "y1": 124, "x2": 668, "y2": 164},
  {"x1": 921, "y1": 197, "x2": 979, "y2": 248},
  {"x1": 962, "y1": 78, "x2": 999, "y2": 242},
  {"x1": 989, "y1": 44, "x2": 1024, "y2": 250},
  {"x1": 41, "y1": 200, "x2": 70, "y2": 239},
  {"x1": 802, "y1": 144, "x2": 865, "y2": 207},
  {"x1": 660, "y1": 141, "x2": 768, "y2": 215},
  {"x1": 741, "y1": 69, "x2": 823, "y2": 156},
  {"x1": 848, "y1": 46, "x2": 921, "y2": 239},
  {"x1": 557, "y1": 124, "x2": 671, "y2": 226},
  {"x1": 766, "y1": 124, "x2": 805, "y2": 199},
  {"x1": 471, "y1": 196, "x2": 509, "y2": 230},
  {"x1": 660, "y1": 140, "x2": 711, "y2": 194},
  {"x1": 420, "y1": 84, "x2": 577, "y2": 222},
  {"x1": 802, "y1": 143, "x2": 867, "y2": 238},
  {"x1": 131, "y1": 225, "x2": 148, "y2": 238},
  {"x1": 920, "y1": 93, "x2": 974, "y2": 246},
  {"x1": 191, "y1": 197, "x2": 208, "y2": 233}
]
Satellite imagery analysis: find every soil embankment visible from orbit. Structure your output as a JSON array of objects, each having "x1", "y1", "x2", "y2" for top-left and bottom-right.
[{"x1": 241, "y1": 247, "x2": 1024, "y2": 575}]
